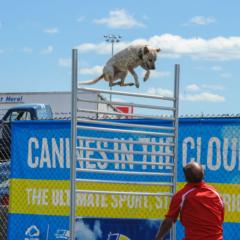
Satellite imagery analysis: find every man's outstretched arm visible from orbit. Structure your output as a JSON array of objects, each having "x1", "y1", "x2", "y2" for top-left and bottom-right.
[{"x1": 155, "y1": 217, "x2": 174, "y2": 240}]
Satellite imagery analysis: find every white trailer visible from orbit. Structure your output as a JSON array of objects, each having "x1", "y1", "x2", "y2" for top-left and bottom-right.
[{"x1": 0, "y1": 91, "x2": 118, "y2": 119}]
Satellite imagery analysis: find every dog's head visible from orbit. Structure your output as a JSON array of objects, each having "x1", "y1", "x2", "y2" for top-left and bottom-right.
[{"x1": 140, "y1": 46, "x2": 161, "y2": 70}]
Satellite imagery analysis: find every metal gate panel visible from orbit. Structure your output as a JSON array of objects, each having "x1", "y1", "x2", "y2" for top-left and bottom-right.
[{"x1": 70, "y1": 49, "x2": 180, "y2": 240}]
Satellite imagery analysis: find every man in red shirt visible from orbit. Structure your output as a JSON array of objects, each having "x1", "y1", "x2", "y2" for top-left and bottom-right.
[{"x1": 155, "y1": 162, "x2": 224, "y2": 240}]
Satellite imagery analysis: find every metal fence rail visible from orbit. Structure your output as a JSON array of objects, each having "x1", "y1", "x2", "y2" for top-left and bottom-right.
[
  {"x1": 0, "y1": 124, "x2": 11, "y2": 240},
  {"x1": 70, "y1": 48, "x2": 180, "y2": 240}
]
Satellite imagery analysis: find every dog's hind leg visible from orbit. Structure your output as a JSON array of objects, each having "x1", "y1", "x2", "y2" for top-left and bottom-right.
[
  {"x1": 111, "y1": 81, "x2": 122, "y2": 86},
  {"x1": 107, "y1": 76, "x2": 114, "y2": 87},
  {"x1": 103, "y1": 65, "x2": 115, "y2": 87},
  {"x1": 121, "y1": 83, "x2": 135, "y2": 87},
  {"x1": 115, "y1": 71, "x2": 135, "y2": 87},
  {"x1": 119, "y1": 71, "x2": 134, "y2": 87},
  {"x1": 111, "y1": 81, "x2": 135, "y2": 87}
]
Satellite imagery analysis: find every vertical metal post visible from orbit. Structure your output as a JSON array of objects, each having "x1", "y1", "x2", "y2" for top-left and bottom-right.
[
  {"x1": 111, "y1": 41, "x2": 114, "y2": 56},
  {"x1": 110, "y1": 41, "x2": 114, "y2": 102},
  {"x1": 171, "y1": 64, "x2": 180, "y2": 240},
  {"x1": 173, "y1": 64, "x2": 180, "y2": 194},
  {"x1": 70, "y1": 49, "x2": 78, "y2": 240}
]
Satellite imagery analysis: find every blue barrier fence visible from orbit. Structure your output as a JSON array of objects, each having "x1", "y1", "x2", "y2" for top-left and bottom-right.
[{"x1": 7, "y1": 118, "x2": 240, "y2": 240}]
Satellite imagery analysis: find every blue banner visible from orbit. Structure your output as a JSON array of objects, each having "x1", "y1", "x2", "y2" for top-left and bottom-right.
[{"x1": 8, "y1": 118, "x2": 240, "y2": 239}]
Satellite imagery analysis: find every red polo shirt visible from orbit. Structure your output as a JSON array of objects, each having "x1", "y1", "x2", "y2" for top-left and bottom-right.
[{"x1": 165, "y1": 181, "x2": 224, "y2": 240}]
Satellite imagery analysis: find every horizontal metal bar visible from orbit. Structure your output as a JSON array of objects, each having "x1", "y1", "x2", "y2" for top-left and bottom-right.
[
  {"x1": 76, "y1": 168, "x2": 173, "y2": 176},
  {"x1": 78, "y1": 118, "x2": 175, "y2": 131},
  {"x1": 76, "y1": 178, "x2": 174, "y2": 186},
  {"x1": 76, "y1": 147, "x2": 174, "y2": 157},
  {"x1": 77, "y1": 136, "x2": 175, "y2": 147},
  {"x1": 76, "y1": 125, "x2": 175, "y2": 137},
  {"x1": 76, "y1": 189, "x2": 173, "y2": 197},
  {"x1": 77, "y1": 98, "x2": 175, "y2": 112},
  {"x1": 77, "y1": 157, "x2": 174, "y2": 166},
  {"x1": 77, "y1": 108, "x2": 174, "y2": 121},
  {"x1": 78, "y1": 87, "x2": 175, "y2": 101}
]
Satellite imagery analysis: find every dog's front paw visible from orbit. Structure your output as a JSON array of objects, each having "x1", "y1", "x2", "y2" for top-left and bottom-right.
[
  {"x1": 135, "y1": 83, "x2": 140, "y2": 88},
  {"x1": 143, "y1": 77, "x2": 148, "y2": 82}
]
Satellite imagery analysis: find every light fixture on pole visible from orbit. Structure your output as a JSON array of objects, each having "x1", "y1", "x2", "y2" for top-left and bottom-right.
[{"x1": 104, "y1": 34, "x2": 122, "y2": 102}]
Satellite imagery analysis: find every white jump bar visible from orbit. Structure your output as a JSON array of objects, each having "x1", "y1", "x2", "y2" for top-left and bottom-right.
[
  {"x1": 77, "y1": 136, "x2": 175, "y2": 147},
  {"x1": 76, "y1": 178, "x2": 174, "y2": 186},
  {"x1": 76, "y1": 168, "x2": 174, "y2": 177},
  {"x1": 76, "y1": 147, "x2": 174, "y2": 157},
  {"x1": 77, "y1": 157, "x2": 174, "y2": 167},
  {"x1": 77, "y1": 98, "x2": 175, "y2": 112},
  {"x1": 77, "y1": 108, "x2": 174, "y2": 121},
  {"x1": 78, "y1": 87, "x2": 175, "y2": 101},
  {"x1": 76, "y1": 189, "x2": 173, "y2": 197},
  {"x1": 76, "y1": 125, "x2": 175, "y2": 137},
  {"x1": 77, "y1": 118, "x2": 175, "y2": 132}
]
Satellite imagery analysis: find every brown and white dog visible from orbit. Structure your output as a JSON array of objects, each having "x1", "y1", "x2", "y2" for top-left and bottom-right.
[{"x1": 79, "y1": 45, "x2": 161, "y2": 88}]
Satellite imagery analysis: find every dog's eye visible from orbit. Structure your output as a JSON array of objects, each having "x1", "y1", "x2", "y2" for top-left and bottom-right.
[{"x1": 149, "y1": 59, "x2": 152, "y2": 62}]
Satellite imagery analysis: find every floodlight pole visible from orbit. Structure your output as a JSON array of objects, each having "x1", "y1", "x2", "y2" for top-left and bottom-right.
[{"x1": 104, "y1": 34, "x2": 122, "y2": 102}]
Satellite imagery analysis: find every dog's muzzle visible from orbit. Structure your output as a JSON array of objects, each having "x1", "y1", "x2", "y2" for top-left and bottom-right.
[
  {"x1": 148, "y1": 64, "x2": 155, "y2": 70},
  {"x1": 145, "y1": 62, "x2": 155, "y2": 70}
]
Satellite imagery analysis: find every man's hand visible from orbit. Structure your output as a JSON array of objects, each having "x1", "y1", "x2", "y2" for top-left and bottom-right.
[{"x1": 155, "y1": 218, "x2": 174, "y2": 240}]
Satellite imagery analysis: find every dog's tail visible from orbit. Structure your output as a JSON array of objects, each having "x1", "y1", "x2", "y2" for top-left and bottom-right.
[{"x1": 78, "y1": 74, "x2": 104, "y2": 85}]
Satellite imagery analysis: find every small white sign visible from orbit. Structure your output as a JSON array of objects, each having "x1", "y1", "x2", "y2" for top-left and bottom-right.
[{"x1": 24, "y1": 225, "x2": 40, "y2": 240}]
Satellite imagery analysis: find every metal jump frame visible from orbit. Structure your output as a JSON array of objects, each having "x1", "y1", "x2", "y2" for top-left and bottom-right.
[{"x1": 70, "y1": 49, "x2": 180, "y2": 240}]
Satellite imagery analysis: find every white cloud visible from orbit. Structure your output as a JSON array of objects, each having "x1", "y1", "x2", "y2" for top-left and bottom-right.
[
  {"x1": 77, "y1": 16, "x2": 85, "y2": 22},
  {"x1": 76, "y1": 41, "x2": 127, "y2": 55},
  {"x1": 94, "y1": 9, "x2": 145, "y2": 29},
  {"x1": 75, "y1": 220, "x2": 102, "y2": 240},
  {"x1": 79, "y1": 65, "x2": 103, "y2": 75},
  {"x1": 43, "y1": 27, "x2": 58, "y2": 34},
  {"x1": 182, "y1": 84, "x2": 226, "y2": 102},
  {"x1": 220, "y1": 72, "x2": 231, "y2": 78},
  {"x1": 147, "y1": 87, "x2": 173, "y2": 97},
  {"x1": 22, "y1": 47, "x2": 33, "y2": 54},
  {"x1": 147, "y1": 70, "x2": 171, "y2": 78},
  {"x1": 58, "y1": 58, "x2": 71, "y2": 67},
  {"x1": 211, "y1": 65, "x2": 223, "y2": 72},
  {"x1": 76, "y1": 34, "x2": 240, "y2": 61},
  {"x1": 201, "y1": 84, "x2": 224, "y2": 91},
  {"x1": 185, "y1": 84, "x2": 201, "y2": 92},
  {"x1": 41, "y1": 45, "x2": 53, "y2": 54},
  {"x1": 181, "y1": 92, "x2": 225, "y2": 102},
  {"x1": 77, "y1": 43, "x2": 109, "y2": 54},
  {"x1": 185, "y1": 83, "x2": 224, "y2": 94},
  {"x1": 148, "y1": 34, "x2": 240, "y2": 60},
  {"x1": 210, "y1": 65, "x2": 231, "y2": 79},
  {"x1": 190, "y1": 16, "x2": 216, "y2": 25}
]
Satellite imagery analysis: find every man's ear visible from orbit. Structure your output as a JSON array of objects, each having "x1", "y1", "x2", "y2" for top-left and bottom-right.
[
  {"x1": 156, "y1": 48, "x2": 161, "y2": 52},
  {"x1": 143, "y1": 46, "x2": 149, "y2": 55}
]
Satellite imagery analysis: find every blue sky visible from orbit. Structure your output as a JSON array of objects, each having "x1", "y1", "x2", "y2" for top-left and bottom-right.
[{"x1": 1, "y1": 0, "x2": 240, "y2": 115}]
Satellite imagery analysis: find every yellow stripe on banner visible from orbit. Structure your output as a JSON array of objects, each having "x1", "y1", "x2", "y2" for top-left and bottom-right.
[
  {"x1": 9, "y1": 179, "x2": 240, "y2": 222},
  {"x1": 9, "y1": 179, "x2": 171, "y2": 219}
]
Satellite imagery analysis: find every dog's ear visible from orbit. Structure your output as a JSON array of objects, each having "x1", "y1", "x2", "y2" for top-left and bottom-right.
[
  {"x1": 156, "y1": 48, "x2": 161, "y2": 52},
  {"x1": 143, "y1": 46, "x2": 149, "y2": 55}
]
